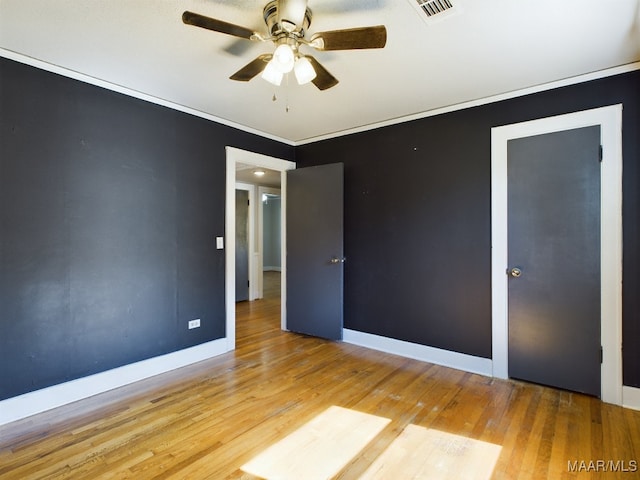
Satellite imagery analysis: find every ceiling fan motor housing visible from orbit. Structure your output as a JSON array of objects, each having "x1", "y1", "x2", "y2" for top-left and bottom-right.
[{"x1": 263, "y1": 0, "x2": 312, "y2": 38}]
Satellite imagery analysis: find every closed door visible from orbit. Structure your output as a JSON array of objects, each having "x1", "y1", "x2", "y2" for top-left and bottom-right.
[
  {"x1": 507, "y1": 126, "x2": 601, "y2": 396},
  {"x1": 287, "y1": 163, "x2": 344, "y2": 340},
  {"x1": 235, "y1": 189, "x2": 249, "y2": 302}
]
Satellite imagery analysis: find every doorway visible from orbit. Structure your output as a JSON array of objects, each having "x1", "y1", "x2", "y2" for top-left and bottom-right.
[
  {"x1": 225, "y1": 147, "x2": 296, "y2": 350},
  {"x1": 259, "y1": 188, "x2": 282, "y2": 298},
  {"x1": 491, "y1": 105, "x2": 623, "y2": 404}
]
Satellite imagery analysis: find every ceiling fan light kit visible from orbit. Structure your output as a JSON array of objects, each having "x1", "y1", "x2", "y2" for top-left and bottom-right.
[
  {"x1": 261, "y1": 61, "x2": 284, "y2": 86},
  {"x1": 272, "y1": 43, "x2": 296, "y2": 73},
  {"x1": 182, "y1": 0, "x2": 387, "y2": 91},
  {"x1": 293, "y1": 56, "x2": 316, "y2": 85}
]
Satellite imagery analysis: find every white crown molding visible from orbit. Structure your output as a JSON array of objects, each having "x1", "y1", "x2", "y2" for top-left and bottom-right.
[
  {"x1": 295, "y1": 62, "x2": 640, "y2": 145},
  {"x1": 0, "y1": 48, "x2": 296, "y2": 147},
  {"x1": 2, "y1": 48, "x2": 638, "y2": 147}
]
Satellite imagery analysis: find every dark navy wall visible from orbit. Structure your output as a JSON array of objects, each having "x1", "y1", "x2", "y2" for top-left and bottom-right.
[
  {"x1": 296, "y1": 70, "x2": 640, "y2": 387},
  {"x1": 0, "y1": 58, "x2": 294, "y2": 400},
  {"x1": 2, "y1": 56, "x2": 638, "y2": 400}
]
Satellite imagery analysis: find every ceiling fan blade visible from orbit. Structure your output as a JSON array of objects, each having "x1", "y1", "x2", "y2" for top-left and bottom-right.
[
  {"x1": 230, "y1": 55, "x2": 272, "y2": 82},
  {"x1": 310, "y1": 25, "x2": 387, "y2": 50},
  {"x1": 182, "y1": 11, "x2": 257, "y2": 40},
  {"x1": 277, "y1": 0, "x2": 308, "y2": 32},
  {"x1": 305, "y1": 56, "x2": 339, "y2": 90}
]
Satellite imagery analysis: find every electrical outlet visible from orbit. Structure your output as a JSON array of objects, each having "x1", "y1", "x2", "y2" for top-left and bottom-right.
[{"x1": 188, "y1": 319, "x2": 201, "y2": 329}]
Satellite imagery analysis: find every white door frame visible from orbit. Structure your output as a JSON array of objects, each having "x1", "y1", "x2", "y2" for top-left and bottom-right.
[
  {"x1": 225, "y1": 147, "x2": 296, "y2": 350},
  {"x1": 491, "y1": 104, "x2": 623, "y2": 405}
]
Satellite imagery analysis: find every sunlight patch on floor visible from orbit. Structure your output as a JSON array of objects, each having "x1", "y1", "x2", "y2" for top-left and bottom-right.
[
  {"x1": 360, "y1": 424, "x2": 502, "y2": 480},
  {"x1": 240, "y1": 405, "x2": 390, "y2": 480},
  {"x1": 241, "y1": 406, "x2": 502, "y2": 480}
]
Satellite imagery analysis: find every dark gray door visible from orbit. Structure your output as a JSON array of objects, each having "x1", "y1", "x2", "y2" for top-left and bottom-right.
[
  {"x1": 235, "y1": 189, "x2": 249, "y2": 302},
  {"x1": 507, "y1": 126, "x2": 601, "y2": 397},
  {"x1": 287, "y1": 163, "x2": 344, "y2": 340}
]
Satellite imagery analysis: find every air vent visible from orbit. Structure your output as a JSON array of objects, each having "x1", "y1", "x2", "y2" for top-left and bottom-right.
[
  {"x1": 418, "y1": 0, "x2": 453, "y2": 16},
  {"x1": 408, "y1": 0, "x2": 462, "y2": 25}
]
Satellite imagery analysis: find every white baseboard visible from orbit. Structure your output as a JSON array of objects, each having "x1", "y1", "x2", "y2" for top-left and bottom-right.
[
  {"x1": 343, "y1": 329, "x2": 493, "y2": 377},
  {"x1": 0, "y1": 338, "x2": 230, "y2": 426},
  {"x1": 623, "y1": 386, "x2": 640, "y2": 411},
  {"x1": 2, "y1": 333, "x2": 635, "y2": 427},
  {"x1": 344, "y1": 330, "x2": 640, "y2": 411}
]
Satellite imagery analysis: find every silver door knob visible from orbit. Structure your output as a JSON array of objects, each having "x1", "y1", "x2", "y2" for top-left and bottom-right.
[
  {"x1": 330, "y1": 257, "x2": 346, "y2": 264},
  {"x1": 509, "y1": 267, "x2": 522, "y2": 278}
]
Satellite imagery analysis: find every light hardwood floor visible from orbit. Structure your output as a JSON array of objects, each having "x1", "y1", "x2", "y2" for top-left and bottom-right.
[{"x1": 1, "y1": 272, "x2": 638, "y2": 479}]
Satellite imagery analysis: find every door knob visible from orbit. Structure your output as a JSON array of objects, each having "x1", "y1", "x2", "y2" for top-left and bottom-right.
[
  {"x1": 509, "y1": 267, "x2": 522, "y2": 278},
  {"x1": 330, "y1": 257, "x2": 346, "y2": 264}
]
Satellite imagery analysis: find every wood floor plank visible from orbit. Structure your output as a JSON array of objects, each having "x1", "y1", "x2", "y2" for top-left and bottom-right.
[{"x1": 1, "y1": 272, "x2": 639, "y2": 479}]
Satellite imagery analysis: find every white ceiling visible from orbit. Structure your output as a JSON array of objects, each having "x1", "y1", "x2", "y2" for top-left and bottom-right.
[
  {"x1": 236, "y1": 162, "x2": 282, "y2": 187},
  {"x1": 1, "y1": 0, "x2": 639, "y2": 145}
]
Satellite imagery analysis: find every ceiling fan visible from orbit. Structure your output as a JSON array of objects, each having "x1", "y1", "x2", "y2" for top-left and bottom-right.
[{"x1": 182, "y1": 0, "x2": 387, "y2": 90}]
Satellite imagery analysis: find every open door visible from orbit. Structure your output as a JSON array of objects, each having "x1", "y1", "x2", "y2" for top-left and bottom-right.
[{"x1": 287, "y1": 163, "x2": 344, "y2": 340}]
